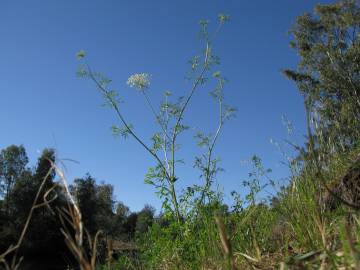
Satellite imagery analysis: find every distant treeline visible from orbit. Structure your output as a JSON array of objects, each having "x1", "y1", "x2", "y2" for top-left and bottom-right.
[{"x1": 0, "y1": 145, "x2": 155, "y2": 269}]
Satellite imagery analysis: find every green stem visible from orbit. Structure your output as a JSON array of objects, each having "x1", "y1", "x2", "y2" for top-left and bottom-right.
[{"x1": 170, "y1": 43, "x2": 211, "y2": 217}]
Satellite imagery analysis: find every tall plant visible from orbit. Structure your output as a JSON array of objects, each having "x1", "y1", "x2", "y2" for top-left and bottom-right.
[{"x1": 77, "y1": 14, "x2": 234, "y2": 222}]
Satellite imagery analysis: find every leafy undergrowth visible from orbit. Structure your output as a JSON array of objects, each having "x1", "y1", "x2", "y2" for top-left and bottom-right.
[{"x1": 104, "y1": 144, "x2": 360, "y2": 270}]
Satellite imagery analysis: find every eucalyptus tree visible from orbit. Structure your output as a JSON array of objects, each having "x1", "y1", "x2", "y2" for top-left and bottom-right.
[
  {"x1": 77, "y1": 14, "x2": 235, "y2": 222},
  {"x1": 283, "y1": 0, "x2": 360, "y2": 156},
  {"x1": 71, "y1": 174, "x2": 116, "y2": 236},
  {"x1": 0, "y1": 145, "x2": 28, "y2": 215}
]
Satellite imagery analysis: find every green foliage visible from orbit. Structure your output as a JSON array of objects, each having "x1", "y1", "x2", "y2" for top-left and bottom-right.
[
  {"x1": 283, "y1": 0, "x2": 360, "y2": 154},
  {"x1": 111, "y1": 3, "x2": 360, "y2": 269},
  {"x1": 137, "y1": 205, "x2": 224, "y2": 270},
  {"x1": 135, "y1": 205, "x2": 155, "y2": 236},
  {"x1": 76, "y1": 50, "x2": 86, "y2": 60},
  {"x1": 0, "y1": 145, "x2": 28, "y2": 204}
]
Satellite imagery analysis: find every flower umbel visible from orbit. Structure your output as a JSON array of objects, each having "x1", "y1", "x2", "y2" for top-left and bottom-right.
[{"x1": 127, "y1": 73, "x2": 151, "y2": 91}]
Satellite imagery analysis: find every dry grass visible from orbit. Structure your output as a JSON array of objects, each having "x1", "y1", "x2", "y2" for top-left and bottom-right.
[
  {"x1": 0, "y1": 161, "x2": 102, "y2": 270},
  {"x1": 0, "y1": 162, "x2": 56, "y2": 270}
]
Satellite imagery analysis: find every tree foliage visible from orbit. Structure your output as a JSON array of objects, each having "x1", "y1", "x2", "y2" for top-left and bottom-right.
[
  {"x1": 0, "y1": 145, "x2": 152, "y2": 268},
  {"x1": 283, "y1": 0, "x2": 360, "y2": 154}
]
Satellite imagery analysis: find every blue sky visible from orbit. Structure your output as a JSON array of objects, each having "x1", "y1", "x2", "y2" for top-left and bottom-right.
[{"x1": 0, "y1": 0, "x2": 333, "y2": 212}]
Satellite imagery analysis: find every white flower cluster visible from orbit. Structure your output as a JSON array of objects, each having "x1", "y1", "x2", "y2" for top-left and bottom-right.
[{"x1": 126, "y1": 73, "x2": 151, "y2": 91}]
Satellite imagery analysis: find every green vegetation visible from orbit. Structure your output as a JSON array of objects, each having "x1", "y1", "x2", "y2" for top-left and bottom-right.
[{"x1": 1, "y1": 1, "x2": 360, "y2": 269}]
